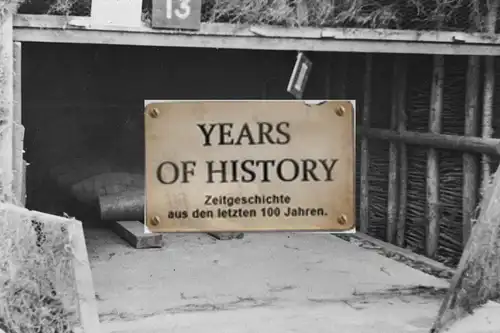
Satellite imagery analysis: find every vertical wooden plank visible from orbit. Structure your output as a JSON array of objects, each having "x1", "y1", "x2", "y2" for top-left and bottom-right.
[
  {"x1": 324, "y1": 53, "x2": 331, "y2": 99},
  {"x1": 481, "y1": 0, "x2": 499, "y2": 191},
  {"x1": 21, "y1": 160, "x2": 26, "y2": 206},
  {"x1": 12, "y1": 42, "x2": 24, "y2": 206},
  {"x1": 482, "y1": 59, "x2": 494, "y2": 190},
  {"x1": 0, "y1": 14, "x2": 14, "y2": 202},
  {"x1": 337, "y1": 53, "x2": 349, "y2": 99},
  {"x1": 67, "y1": 219, "x2": 101, "y2": 333},
  {"x1": 387, "y1": 56, "x2": 400, "y2": 244},
  {"x1": 396, "y1": 55, "x2": 408, "y2": 247},
  {"x1": 463, "y1": 55, "x2": 480, "y2": 247},
  {"x1": 426, "y1": 55, "x2": 444, "y2": 258},
  {"x1": 359, "y1": 54, "x2": 372, "y2": 234}
]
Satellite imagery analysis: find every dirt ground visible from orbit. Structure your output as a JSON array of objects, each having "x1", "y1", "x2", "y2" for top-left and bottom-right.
[{"x1": 84, "y1": 230, "x2": 500, "y2": 333}]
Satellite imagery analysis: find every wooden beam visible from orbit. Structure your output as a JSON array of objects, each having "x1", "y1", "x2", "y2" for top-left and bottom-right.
[
  {"x1": 12, "y1": 42, "x2": 24, "y2": 206},
  {"x1": 426, "y1": 55, "x2": 444, "y2": 259},
  {"x1": 387, "y1": 56, "x2": 400, "y2": 244},
  {"x1": 359, "y1": 54, "x2": 372, "y2": 234},
  {"x1": 112, "y1": 221, "x2": 163, "y2": 249},
  {"x1": 396, "y1": 56, "x2": 408, "y2": 247},
  {"x1": 347, "y1": 232, "x2": 456, "y2": 279},
  {"x1": 462, "y1": 55, "x2": 480, "y2": 247},
  {"x1": 0, "y1": 14, "x2": 14, "y2": 203},
  {"x1": 358, "y1": 127, "x2": 500, "y2": 156},
  {"x1": 99, "y1": 190, "x2": 144, "y2": 221},
  {"x1": 11, "y1": 14, "x2": 500, "y2": 56}
]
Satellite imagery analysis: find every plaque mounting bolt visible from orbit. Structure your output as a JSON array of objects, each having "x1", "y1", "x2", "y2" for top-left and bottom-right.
[
  {"x1": 149, "y1": 108, "x2": 160, "y2": 118},
  {"x1": 335, "y1": 105, "x2": 345, "y2": 117},
  {"x1": 337, "y1": 214, "x2": 348, "y2": 225},
  {"x1": 150, "y1": 216, "x2": 161, "y2": 226}
]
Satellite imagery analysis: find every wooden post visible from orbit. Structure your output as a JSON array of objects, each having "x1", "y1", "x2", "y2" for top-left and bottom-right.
[
  {"x1": 0, "y1": 14, "x2": 14, "y2": 202},
  {"x1": 426, "y1": 55, "x2": 444, "y2": 258},
  {"x1": 359, "y1": 54, "x2": 372, "y2": 234},
  {"x1": 395, "y1": 56, "x2": 408, "y2": 247},
  {"x1": 325, "y1": 53, "x2": 331, "y2": 98},
  {"x1": 482, "y1": 60, "x2": 494, "y2": 190},
  {"x1": 338, "y1": 53, "x2": 349, "y2": 99},
  {"x1": 463, "y1": 56, "x2": 480, "y2": 247},
  {"x1": 12, "y1": 42, "x2": 24, "y2": 206},
  {"x1": 481, "y1": 0, "x2": 499, "y2": 191},
  {"x1": 387, "y1": 56, "x2": 400, "y2": 244}
]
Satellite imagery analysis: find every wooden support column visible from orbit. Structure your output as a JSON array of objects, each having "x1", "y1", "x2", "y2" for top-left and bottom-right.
[
  {"x1": 482, "y1": 60, "x2": 494, "y2": 190},
  {"x1": 0, "y1": 14, "x2": 14, "y2": 202},
  {"x1": 481, "y1": 0, "x2": 499, "y2": 191},
  {"x1": 337, "y1": 53, "x2": 349, "y2": 99},
  {"x1": 387, "y1": 56, "x2": 400, "y2": 244},
  {"x1": 324, "y1": 53, "x2": 331, "y2": 98},
  {"x1": 359, "y1": 54, "x2": 372, "y2": 234},
  {"x1": 12, "y1": 42, "x2": 24, "y2": 206},
  {"x1": 395, "y1": 56, "x2": 408, "y2": 247},
  {"x1": 426, "y1": 55, "x2": 444, "y2": 258},
  {"x1": 462, "y1": 55, "x2": 480, "y2": 247}
]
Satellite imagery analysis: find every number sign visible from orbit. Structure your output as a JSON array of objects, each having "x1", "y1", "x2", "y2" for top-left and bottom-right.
[{"x1": 152, "y1": 0, "x2": 202, "y2": 30}]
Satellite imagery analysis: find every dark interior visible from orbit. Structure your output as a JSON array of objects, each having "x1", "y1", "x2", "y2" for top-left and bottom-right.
[{"x1": 22, "y1": 43, "x2": 368, "y2": 227}]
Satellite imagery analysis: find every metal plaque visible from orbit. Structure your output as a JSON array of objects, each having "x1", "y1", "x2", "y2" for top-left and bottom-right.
[{"x1": 145, "y1": 100, "x2": 355, "y2": 233}]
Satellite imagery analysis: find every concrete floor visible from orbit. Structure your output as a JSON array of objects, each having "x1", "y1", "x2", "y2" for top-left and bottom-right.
[{"x1": 85, "y1": 229, "x2": 500, "y2": 333}]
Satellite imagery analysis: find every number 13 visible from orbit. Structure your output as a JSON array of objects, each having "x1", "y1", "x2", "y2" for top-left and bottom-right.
[{"x1": 166, "y1": 0, "x2": 191, "y2": 20}]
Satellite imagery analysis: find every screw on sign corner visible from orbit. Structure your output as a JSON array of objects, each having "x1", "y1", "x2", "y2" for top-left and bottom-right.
[
  {"x1": 150, "y1": 216, "x2": 161, "y2": 226},
  {"x1": 335, "y1": 105, "x2": 345, "y2": 117},
  {"x1": 148, "y1": 108, "x2": 160, "y2": 118},
  {"x1": 337, "y1": 214, "x2": 348, "y2": 225}
]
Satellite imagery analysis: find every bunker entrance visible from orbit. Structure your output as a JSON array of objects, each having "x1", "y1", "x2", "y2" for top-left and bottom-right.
[{"x1": 22, "y1": 43, "x2": 345, "y2": 227}]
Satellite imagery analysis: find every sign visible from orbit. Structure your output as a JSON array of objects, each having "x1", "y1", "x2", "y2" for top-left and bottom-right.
[
  {"x1": 91, "y1": 0, "x2": 143, "y2": 27},
  {"x1": 144, "y1": 100, "x2": 355, "y2": 233},
  {"x1": 287, "y1": 52, "x2": 312, "y2": 99},
  {"x1": 152, "y1": 0, "x2": 202, "y2": 30}
]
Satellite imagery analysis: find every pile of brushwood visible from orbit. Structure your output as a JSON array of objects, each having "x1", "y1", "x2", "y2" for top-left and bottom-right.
[{"x1": 11, "y1": 0, "x2": 495, "y2": 32}]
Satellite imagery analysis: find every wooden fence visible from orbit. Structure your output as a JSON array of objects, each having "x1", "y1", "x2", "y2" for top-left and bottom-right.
[{"x1": 358, "y1": 50, "x2": 500, "y2": 260}]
